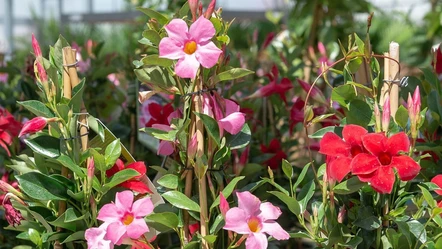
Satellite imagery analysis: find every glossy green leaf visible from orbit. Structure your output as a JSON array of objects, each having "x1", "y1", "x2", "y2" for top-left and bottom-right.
[
  {"x1": 142, "y1": 30, "x2": 161, "y2": 46},
  {"x1": 61, "y1": 231, "x2": 85, "y2": 244},
  {"x1": 157, "y1": 174, "x2": 179, "y2": 189},
  {"x1": 134, "y1": 66, "x2": 177, "y2": 94},
  {"x1": 162, "y1": 190, "x2": 200, "y2": 212},
  {"x1": 282, "y1": 159, "x2": 293, "y2": 179},
  {"x1": 48, "y1": 208, "x2": 78, "y2": 231},
  {"x1": 210, "y1": 176, "x2": 245, "y2": 211},
  {"x1": 293, "y1": 162, "x2": 311, "y2": 191},
  {"x1": 395, "y1": 105, "x2": 409, "y2": 129},
  {"x1": 28, "y1": 228, "x2": 42, "y2": 247},
  {"x1": 17, "y1": 100, "x2": 55, "y2": 118},
  {"x1": 333, "y1": 176, "x2": 366, "y2": 195},
  {"x1": 309, "y1": 126, "x2": 343, "y2": 139},
  {"x1": 53, "y1": 154, "x2": 85, "y2": 178},
  {"x1": 407, "y1": 219, "x2": 426, "y2": 244},
  {"x1": 146, "y1": 212, "x2": 179, "y2": 229},
  {"x1": 105, "y1": 139, "x2": 121, "y2": 168},
  {"x1": 141, "y1": 55, "x2": 173, "y2": 67},
  {"x1": 212, "y1": 68, "x2": 254, "y2": 85},
  {"x1": 69, "y1": 79, "x2": 85, "y2": 113},
  {"x1": 90, "y1": 149, "x2": 106, "y2": 172},
  {"x1": 418, "y1": 185, "x2": 436, "y2": 208},
  {"x1": 297, "y1": 181, "x2": 315, "y2": 212},
  {"x1": 354, "y1": 206, "x2": 380, "y2": 230},
  {"x1": 346, "y1": 99, "x2": 372, "y2": 127},
  {"x1": 136, "y1": 7, "x2": 169, "y2": 25},
  {"x1": 102, "y1": 168, "x2": 139, "y2": 192},
  {"x1": 225, "y1": 123, "x2": 251, "y2": 150},
  {"x1": 194, "y1": 112, "x2": 220, "y2": 146},
  {"x1": 87, "y1": 116, "x2": 105, "y2": 142},
  {"x1": 16, "y1": 172, "x2": 69, "y2": 200},
  {"x1": 331, "y1": 84, "x2": 356, "y2": 107},
  {"x1": 268, "y1": 191, "x2": 300, "y2": 215},
  {"x1": 24, "y1": 135, "x2": 60, "y2": 158}
]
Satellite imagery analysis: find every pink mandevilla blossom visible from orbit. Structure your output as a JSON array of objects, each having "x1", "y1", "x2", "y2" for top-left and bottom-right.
[
  {"x1": 85, "y1": 223, "x2": 114, "y2": 249},
  {"x1": 223, "y1": 191, "x2": 289, "y2": 249},
  {"x1": 97, "y1": 191, "x2": 154, "y2": 245},
  {"x1": 159, "y1": 16, "x2": 222, "y2": 79},
  {"x1": 19, "y1": 117, "x2": 50, "y2": 137}
]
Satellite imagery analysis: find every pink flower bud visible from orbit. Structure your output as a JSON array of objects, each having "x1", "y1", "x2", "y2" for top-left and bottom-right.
[
  {"x1": 19, "y1": 117, "x2": 48, "y2": 137},
  {"x1": 297, "y1": 79, "x2": 326, "y2": 104},
  {"x1": 189, "y1": 0, "x2": 199, "y2": 21},
  {"x1": 412, "y1": 86, "x2": 421, "y2": 117},
  {"x1": 382, "y1": 96, "x2": 390, "y2": 132},
  {"x1": 87, "y1": 159, "x2": 95, "y2": 181},
  {"x1": 188, "y1": 133, "x2": 198, "y2": 160},
  {"x1": 36, "y1": 61, "x2": 48, "y2": 83},
  {"x1": 337, "y1": 206, "x2": 346, "y2": 223},
  {"x1": 32, "y1": 34, "x2": 42, "y2": 58},
  {"x1": 204, "y1": 0, "x2": 216, "y2": 19},
  {"x1": 219, "y1": 192, "x2": 229, "y2": 218}
]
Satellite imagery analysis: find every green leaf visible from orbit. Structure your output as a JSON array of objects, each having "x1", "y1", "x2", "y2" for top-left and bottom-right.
[
  {"x1": 134, "y1": 66, "x2": 177, "y2": 94},
  {"x1": 105, "y1": 139, "x2": 121, "y2": 168},
  {"x1": 24, "y1": 135, "x2": 60, "y2": 158},
  {"x1": 407, "y1": 219, "x2": 426, "y2": 244},
  {"x1": 69, "y1": 79, "x2": 85, "y2": 113},
  {"x1": 346, "y1": 99, "x2": 372, "y2": 127},
  {"x1": 282, "y1": 159, "x2": 293, "y2": 179},
  {"x1": 268, "y1": 191, "x2": 300, "y2": 215},
  {"x1": 293, "y1": 162, "x2": 311, "y2": 191},
  {"x1": 136, "y1": 7, "x2": 169, "y2": 25},
  {"x1": 157, "y1": 174, "x2": 179, "y2": 189},
  {"x1": 28, "y1": 228, "x2": 42, "y2": 247},
  {"x1": 16, "y1": 172, "x2": 69, "y2": 200},
  {"x1": 141, "y1": 55, "x2": 173, "y2": 67},
  {"x1": 297, "y1": 181, "x2": 315, "y2": 212},
  {"x1": 354, "y1": 206, "x2": 381, "y2": 230},
  {"x1": 87, "y1": 116, "x2": 105, "y2": 142},
  {"x1": 102, "y1": 168, "x2": 139, "y2": 192},
  {"x1": 225, "y1": 124, "x2": 251, "y2": 150},
  {"x1": 210, "y1": 176, "x2": 245, "y2": 211},
  {"x1": 395, "y1": 105, "x2": 409, "y2": 129},
  {"x1": 309, "y1": 126, "x2": 343, "y2": 139},
  {"x1": 17, "y1": 100, "x2": 55, "y2": 118},
  {"x1": 146, "y1": 212, "x2": 179, "y2": 229},
  {"x1": 194, "y1": 112, "x2": 220, "y2": 146},
  {"x1": 418, "y1": 185, "x2": 436, "y2": 208},
  {"x1": 331, "y1": 84, "x2": 356, "y2": 107},
  {"x1": 53, "y1": 154, "x2": 85, "y2": 178},
  {"x1": 90, "y1": 149, "x2": 106, "y2": 172},
  {"x1": 203, "y1": 235, "x2": 217, "y2": 244},
  {"x1": 48, "y1": 208, "x2": 77, "y2": 231},
  {"x1": 333, "y1": 177, "x2": 366, "y2": 195},
  {"x1": 162, "y1": 190, "x2": 200, "y2": 212},
  {"x1": 142, "y1": 30, "x2": 161, "y2": 46},
  {"x1": 212, "y1": 68, "x2": 254, "y2": 84},
  {"x1": 61, "y1": 231, "x2": 85, "y2": 244}
]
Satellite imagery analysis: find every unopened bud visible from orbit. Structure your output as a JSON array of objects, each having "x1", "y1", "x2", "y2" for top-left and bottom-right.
[
  {"x1": 337, "y1": 206, "x2": 346, "y2": 223},
  {"x1": 204, "y1": 0, "x2": 216, "y2": 19},
  {"x1": 382, "y1": 96, "x2": 390, "y2": 132},
  {"x1": 189, "y1": 0, "x2": 199, "y2": 21},
  {"x1": 19, "y1": 117, "x2": 53, "y2": 137},
  {"x1": 188, "y1": 133, "x2": 198, "y2": 161},
  {"x1": 219, "y1": 192, "x2": 229, "y2": 218}
]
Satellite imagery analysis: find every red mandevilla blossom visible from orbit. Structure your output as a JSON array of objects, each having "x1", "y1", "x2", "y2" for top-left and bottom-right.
[
  {"x1": 432, "y1": 45, "x2": 442, "y2": 74},
  {"x1": 106, "y1": 159, "x2": 152, "y2": 194},
  {"x1": 248, "y1": 65, "x2": 293, "y2": 104},
  {"x1": 319, "y1": 125, "x2": 368, "y2": 182},
  {"x1": 431, "y1": 175, "x2": 442, "y2": 208},
  {"x1": 0, "y1": 108, "x2": 22, "y2": 156},
  {"x1": 351, "y1": 132, "x2": 421, "y2": 194},
  {"x1": 260, "y1": 139, "x2": 287, "y2": 169}
]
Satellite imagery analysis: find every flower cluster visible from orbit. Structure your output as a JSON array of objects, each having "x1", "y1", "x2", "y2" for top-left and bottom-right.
[
  {"x1": 0, "y1": 107, "x2": 22, "y2": 156},
  {"x1": 319, "y1": 124, "x2": 421, "y2": 193}
]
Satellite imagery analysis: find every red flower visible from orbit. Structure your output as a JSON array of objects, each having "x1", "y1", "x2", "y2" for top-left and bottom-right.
[
  {"x1": 432, "y1": 45, "x2": 442, "y2": 74},
  {"x1": 0, "y1": 172, "x2": 18, "y2": 205},
  {"x1": 106, "y1": 159, "x2": 152, "y2": 194},
  {"x1": 144, "y1": 102, "x2": 174, "y2": 127},
  {"x1": 0, "y1": 108, "x2": 22, "y2": 156},
  {"x1": 319, "y1": 125, "x2": 368, "y2": 182},
  {"x1": 431, "y1": 175, "x2": 442, "y2": 208},
  {"x1": 351, "y1": 132, "x2": 420, "y2": 194},
  {"x1": 248, "y1": 65, "x2": 293, "y2": 104},
  {"x1": 260, "y1": 139, "x2": 287, "y2": 169}
]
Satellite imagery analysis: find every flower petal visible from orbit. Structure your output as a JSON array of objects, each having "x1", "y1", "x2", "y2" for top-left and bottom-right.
[
  {"x1": 132, "y1": 197, "x2": 154, "y2": 217},
  {"x1": 391, "y1": 155, "x2": 420, "y2": 181},
  {"x1": 97, "y1": 203, "x2": 120, "y2": 223},
  {"x1": 195, "y1": 41, "x2": 222, "y2": 68},
  {"x1": 219, "y1": 112, "x2": 245, "y2": 135},
  {"x1": 351, "y1": 153, "x2": 379, "y2": 176},
  {"x1": 126, "y1": 218, "x2": 149, "y2": 239},
  {"x1": 362, "y1": 133, "x2": 387, "y2": 156},
  {"x1": 224, "y1": 207, "x2": 250, "y2": 234},
  {"x1": 328, "y1": 157, "x2": 352, "y2": 182},
  {"x1": 342, "y1": 125, "x2": 367, "y2": 146},
  {"x1": 258, "y1": 202, "x2": 282, "y2": 221},
  {"x1": 319, "y1": 132, "x2": 351, "y2": 157},
  {"x1": 261, "y1": 221, "x2": 290, "y2": 240},
  {"x1": 245, "y1": 233, "x2": 268, "y2": 249},
  {"x1": 164, "y1": 19, "x2": 188, "y2": 44},
  {"x1": 157, "y1": 140, "x2": 174, "y2": 156},
  {"x1": 224, "y1": 99, "x2": 240, "y2": 116},
  {"x1": 120, "y1": 181, "x2": 151, "y2": 194},
  {"x1": 115, "y1": 191, "x2": 134, "y2": 211},
  {"x1": 387, "y1": 132, "x2": 410, "y2": 155},
  {"x1": 368, "y1": 166, "x2": 395, "y2": 194},
  {"x1": 432, "y1": 175, "x2": 442, "y2": 195},
  {"x1": 237, "y1": 191, "x2": 261, "y2": 217},
  {"x1": 189, "y1": 16, "x2": 216, "y2": 43},
  {"x1": 126, "y1": 162, "x2": 146, "y2": 175},
  {"x1": 175, "y1": 54, "x2": 200, "y2": 79},
  {"x1": 106, "y1": 222, "x2": 127, "y2": 245},
  {"x1": 159, "y1": 37, "x2": 185, "y2": 60}
]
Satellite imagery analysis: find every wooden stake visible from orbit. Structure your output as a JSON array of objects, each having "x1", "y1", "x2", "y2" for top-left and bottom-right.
[
  {"x1": 380, "y1": 52, "x2": 390, "y2": 107},
  {"x1": 389, "y1": 42, "x2": 400, "y2": 119}
]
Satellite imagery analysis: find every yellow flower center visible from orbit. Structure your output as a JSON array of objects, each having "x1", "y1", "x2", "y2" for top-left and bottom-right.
[
  {"x1": 247, "y1": 217, "x2": 261, "y2": 233},
  {"x1": 184, "y1": 41, "x2": 197, "y2": 55},
  {"x1": 122, "y1": 213, "x2": 134, "y2": 226}
]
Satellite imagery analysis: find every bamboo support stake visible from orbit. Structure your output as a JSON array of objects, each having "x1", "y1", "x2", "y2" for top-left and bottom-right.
[
  {"x1": 380, "y1": 52, "x2": 390, "y2": 107},
  {"x1": 389, "y1": 42, "x2": 400, "y2": 119},
  {"x1": 62, "y1": 50, "x2": 72, "y2": 99}
]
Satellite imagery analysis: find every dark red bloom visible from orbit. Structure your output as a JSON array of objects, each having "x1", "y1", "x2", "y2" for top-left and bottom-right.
[
  {"x1": 106, "y1": 159, "x2": 152, "y2": 194},
  {"x1": 260, "y1": 139, "x2": 287, "y2": 169},
  {"x1": 432, "y1": 45, "x2": 442, "y2": 74},
  {"x1": 3, "y1": 199, "x2": 23, "y2": 227},
  {"x1": 0, "y1": 108, "x2": 22, "y2": 156},
  {"x1": 248, "y1": 65, "x2": 293, "y2": 104},
  {"x1": 351, "y1": 132, "x2": 420, "y2": 194},
  {"x1": 144, "y1": 102, "x2": 174, "y2": 127},
  {"x1": 319, "y1": 125, "x2": 368, "y2": 182}
]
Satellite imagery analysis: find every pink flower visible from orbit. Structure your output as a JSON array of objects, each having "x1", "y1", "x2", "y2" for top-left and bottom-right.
[
  {"x1": 85, "y1": 223, "x2": 114, "y2": 249},
  {"x1": 223, "y1": 191, "x2": 289, "y2": 249},
  {"x1": 97, "y1": 191, "x2": 154, "y2": 245},
  {"x1": 159, "y1": 16, "x2": 222, "y2": 79},
  {"x1": 351, "y1": 132, "x2": 421, "y2": 194},
  {"x1": 19, "y1": 117, "x2": 49, "y2": 137},
  {"x1": 248, "y1": 65, "x2": 293, "y2": 104}
]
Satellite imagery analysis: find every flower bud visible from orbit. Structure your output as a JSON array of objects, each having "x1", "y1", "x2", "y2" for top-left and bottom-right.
[
  {"x1": 219, "y1": 192, "x2": 229, "y2": 218},
  {"x1": 297, "y1": 79, "x2": 327, "y2": 104},
  {"x1": 204, "y1": 0, "x2": 216, "y2": 19},
  {"x1": 337, "y1": 206, "x2": 346, "y2": 223},
  {"x1": 31, "y1": 34, "x2": 42, "y2": 58},
  {"x1": 382, "y1": 96, "x2": 390, "y2": 132},
  {"x1": 19, "y1": 117, "x2": 49, "y2": 137},
  {"x1": 188, "y1": 133, "x2": 198, "y2": 161},
  {"x1": 189, "y1": 0, "x2": 199, "y2": 21}
]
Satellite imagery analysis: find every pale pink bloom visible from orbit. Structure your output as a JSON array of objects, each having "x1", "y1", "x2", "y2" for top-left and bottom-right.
[
  {"x1": 97, "y1": 191, "x2": 154, "y2": 245},
  {"x1": 0, "y1": 73, "x2": 8, "y2": 83},
  {"x1": 159, "y1": 16, "x2": 222, "y2": 79},
  {"x1": 223, "y1": 191, "x2": 289, "y2": 249},
  {"x1": 19, "y1": 117, "x2": 49, "y2": 137},
  {"x1": 382, "y1": 95, "x2": 390, "y2": 132},
  {"x1": 85, "y1": 223, "x2": 114, "y2": 249},
  {"x1": 107, "y1": 73, "x2": 120, "y2": 86}
]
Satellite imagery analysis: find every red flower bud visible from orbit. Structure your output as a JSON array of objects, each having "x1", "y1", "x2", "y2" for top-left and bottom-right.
[
  {"x1": 219, "y1": 192, "x2": 229, "y2": 218},
  {"x1": 19, "y1": 117, "x2": 48, "y2": 137},
  {"x1": 189, "y1": 0, "x2": 199, "y2": 21},
  {"x1": 32, "y1": 34, "x2": 42, "y2": 58},
  {"x1": 204, "y1": 0, "x2": 216, "y2": 19},
  {"x1": 3, "y1": 199, "x2": 24, "y2": 227}
]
